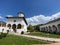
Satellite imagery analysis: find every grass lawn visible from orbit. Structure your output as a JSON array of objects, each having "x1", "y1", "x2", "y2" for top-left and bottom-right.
[
  {"x1": 0, "y1": 35, "x2": 51, "y2": 45},
  {"x1": 28, "y1": 32, "x2": 60, "y2": 38}
]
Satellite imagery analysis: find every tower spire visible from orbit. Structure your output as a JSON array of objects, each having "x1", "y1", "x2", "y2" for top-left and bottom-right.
[{"x1": 18, "y1": 12, "x2": 24, "y2": 17}]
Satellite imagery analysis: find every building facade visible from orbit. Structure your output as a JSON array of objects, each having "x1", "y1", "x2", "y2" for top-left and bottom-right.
[
  {"x1": 0, "y1": 21, "x2": 6, "y2": 33},
  {"x1": 40, "y1": 18, "x2": 60, "y2": 34},
  {"x1": 6, "y1": 12, "x2": 28, "y2": 34}
]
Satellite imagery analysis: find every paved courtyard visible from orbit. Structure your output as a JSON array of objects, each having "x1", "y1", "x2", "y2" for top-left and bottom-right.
[
  {"x1": 20, "y1": 35, "x2": 60, "y2": 45},
  {"x1": 20, "y1": 35, "x2": 60, "y2": 42}
]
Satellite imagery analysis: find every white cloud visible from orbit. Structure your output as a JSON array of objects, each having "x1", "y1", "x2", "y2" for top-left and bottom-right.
[
  {"x1": 7, "y1": 15, "x2": 13, "y2": 17},
  {"x1": 0, "y1": 16, "x2": 3, "y2": 19},
  {"x1": 26, "y1": 12, "x2": 60, "y2": 25},
  {"x1": 0, "y1": 15, "x2": 6, "y2": 22}
]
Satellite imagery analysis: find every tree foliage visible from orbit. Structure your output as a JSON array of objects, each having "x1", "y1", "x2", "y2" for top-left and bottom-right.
[
  {"x1": 33, "y1": 24, "x2": 43, "y2": 31},
  {"x1": 27, "y1": 24, "x2": 34, "y2": 32},
  {"x1": 27, "y1": 24, "x2": 43, "y2": 32}
]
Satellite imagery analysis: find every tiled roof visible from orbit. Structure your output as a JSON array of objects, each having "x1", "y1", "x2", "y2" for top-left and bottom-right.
[{"x1": 45, "y1": 18, "x2": 60, "y2": 25}]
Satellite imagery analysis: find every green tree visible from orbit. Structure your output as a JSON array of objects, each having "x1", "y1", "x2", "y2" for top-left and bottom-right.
[
  {"x1": 33, "y1": 24, "x2": 43, "y2": 31},
  {"x1": 27, "y1": 24, "x2": 34, "y2": 32}
]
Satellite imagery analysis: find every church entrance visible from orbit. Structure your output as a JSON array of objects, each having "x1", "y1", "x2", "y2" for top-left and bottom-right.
[{"x1": 12, "y1": 24, "x2": 16, "y2": 32}]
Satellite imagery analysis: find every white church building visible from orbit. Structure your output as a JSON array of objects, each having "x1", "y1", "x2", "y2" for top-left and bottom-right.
[{"x1": 5, "y1": 12, "x2": 28, "y2": 34}]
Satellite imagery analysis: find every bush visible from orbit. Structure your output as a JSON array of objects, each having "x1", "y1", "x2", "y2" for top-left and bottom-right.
[
  {"x1": 7, "y1": 30, "x2": 9, "y2": 34},
  {"x1": 28, "y1": 29, "x2": 39, "y2": 32},
  {"x1": 0, "y1": 35, "x2": 2, "y2": 39},
  {"x1": 1, "y1": 33, "x2": 7, "y2": 37},
  {"x1": 0, "y1": 33, "x2": 2, "y2": 39},
  {"x1": 28, "y1": 30, "x2": 34, "y2": 32}
]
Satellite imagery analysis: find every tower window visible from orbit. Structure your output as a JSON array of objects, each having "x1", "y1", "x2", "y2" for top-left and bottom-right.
[
  {"x1": 14, "y1": 20, "x2": 16, "y2": 22},
  {"x1": 17, "y1": 24, "x2": 21, "y2": 29}
]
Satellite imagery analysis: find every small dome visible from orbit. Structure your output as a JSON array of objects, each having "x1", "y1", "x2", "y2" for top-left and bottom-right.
[{"x1": 18, "y1": 12, "x2": 24, "y2": 17}]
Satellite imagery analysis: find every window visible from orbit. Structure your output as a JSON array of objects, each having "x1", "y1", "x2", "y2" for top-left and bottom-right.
[
  {"x1": 12, "y1": 24, "x2": 16, "y2": 32},
  {"x1": 14, "y1": 20, "x2": 16, "y2": 22},
  {"x1": 2, "y1": 24, "x2": 6, "y2": 27},
  {"x1": 17, "y1": 24, "x2": 21, "y2": 29},
  {"x1": 7, "y1": 24, "x2": 11, "y2": 29}
]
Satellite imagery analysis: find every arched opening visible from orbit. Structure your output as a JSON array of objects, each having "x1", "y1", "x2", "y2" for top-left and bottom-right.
[
  {"x1": 57, "y1": 24, "x2": 60, "y2": 33},
  {"x1": 48, "y1": 26, "x2": 52, "y2": 33},
  {"x1": 42, "y1": 27, "x2": 44, "y2": 32},
  {"x1": 40, "y1": 28, "x2": 43, "y2": 32},
  {"x1": 17, "y1": 24, "x2": 21, "y2": 29},
  {"x1": 7, "y1": 24, "x2": 11, "y2": 29},
  {"x1": 21, "y1": 31, "x2": 24, "y2": 34},
  {"x1": 41, "y1": 27, "x2": 45, "y2": 32},
  {"x1": 41, "y1": 28, "x2": 44, "y2": 32},
  {"x1": 45, "y1": 26, "x2": 48, "y2": 32},
  {"x1": 52, "y1": 25, "x2": 57, "y2": 34},
  {"x1": 2, "y1": 23, "x2": 6, "y2": 27},
  {"x1": 0, "y1": 22, "x2": 6, "y2": 27},
  {"x1": 43, "y1": 27, "x2": 45, "y2": 32},
  {"x1": 12, "y1": 24, "x2": 16, "y2": 32}
]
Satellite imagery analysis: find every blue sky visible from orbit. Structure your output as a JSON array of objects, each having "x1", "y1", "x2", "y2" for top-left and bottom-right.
[{"x1": 0, "y1": 0, "x2": 60, "y2": 25}]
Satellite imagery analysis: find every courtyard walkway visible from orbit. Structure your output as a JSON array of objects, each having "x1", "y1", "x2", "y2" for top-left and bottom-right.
[
  {"x1": 20, "y1": 35, "x2": 60, "y2": 45},
  {"x1": 19, "y1": 35, "x2": 60, "y2": 42}
]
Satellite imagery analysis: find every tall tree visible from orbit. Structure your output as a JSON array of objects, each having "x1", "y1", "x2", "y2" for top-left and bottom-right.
[{"x1": 27, "y1": 24, "x2": 34, "y2": 32}]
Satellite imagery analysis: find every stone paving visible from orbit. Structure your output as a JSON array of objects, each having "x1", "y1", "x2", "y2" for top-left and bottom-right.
[{"x1": 20, "y1": 35, "x2": 60, "y2": 42}]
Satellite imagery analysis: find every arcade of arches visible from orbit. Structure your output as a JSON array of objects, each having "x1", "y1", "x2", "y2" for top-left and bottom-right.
[
  {"x1": 7, "y1": 24, "x2": 24, "y2": 32},
  {"x1": 40, "y1": 24, "x2": 60, "y2": 34},
  {"x1": 0, "y1": 23, "x2": 6, "y2": 27}
]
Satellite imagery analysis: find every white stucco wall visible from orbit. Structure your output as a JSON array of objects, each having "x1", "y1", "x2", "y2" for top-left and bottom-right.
[
  {"x1": 39, "y1": 20, "x2": 60, "y2": 33},
  {"x1": 0, "y1": 27, "x2": 9, "y2": 33},
  {"x1": 6, "y1": 18, "x2": 27, "y2": 34}
]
